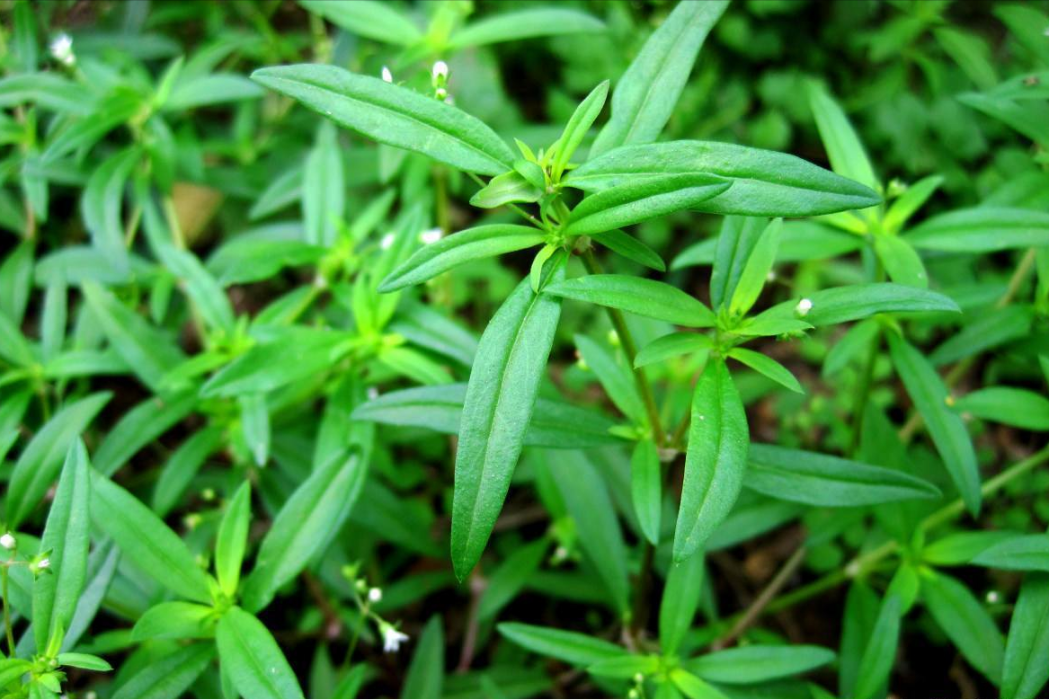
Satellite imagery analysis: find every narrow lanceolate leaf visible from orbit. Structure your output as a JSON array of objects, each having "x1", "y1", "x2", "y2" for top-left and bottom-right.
[
  {"x1": 727, "y1": 348, "x2": 802, "y2": 394},
  {"x1": 497, "y1": 623, "x2": 628, "y2": 666},
  {"x1": 635, "y1": 332, "x2": 712, "y2": 368},
  {"x1": 155, "y1": 242, "x2": 236, "y2": 333},
  {"x1": 953, "y1": 387, "x2": 1049, "y2": 431},
  {"x1": 853, "y1": 595, "x2": 902, "y2": 699},
  {"x1": 218, "y1": 607, "x2": 304, "y2": 699},
  {"x1": 921, "y1": 569, "x2": 1004, "y2": 684},
  {"x1": 564, "y1": 174, "x2": 730, "y2": 236},
  {"x1": 575, "y1": 334, "x2": 644, "y2": 423},
  {"x1": 402, "y1": 616, "x2": 444, "y2": 699},
  {"x1": 379, "y1": 225, "x2": 545, "y2": 292},
  {"x1": 299, "y1": 0, "x2": 421, "y2": 45},
  {"x1": 745, "y1": 444, "x2": 940, "y2": 506},
  {"x1": 452, "y1": 268, "x2": 565, "y2": 581},
  {"x1": 972, "y1": 534, "x2": 1049, "y2": 572},
  {"x1": 590, "y1": 0, "x2": 729, "y2": 157},
  {"x1": 111, "y1": 643, "x2": 215, "y2": 699},
  {"x1": 5, "y1": 391, "x2": 110, "y2": 528},
  {"x1": 659, "y1": 549, "x2": 705, "y2": 656},
  {"x1": 82, "y1": 147, "x2": 140, "y2": 273},
  {"x1": 760, "y1": 283, "x2": 959, "y2": 328},
  {"x1": 567, "y1": 141, "x2": 881, "y2": 217},
  {"x1": 875, "y1": 234, "x2": 928, "y2": 288},
  {"x1": 546, "y1": 274, "x2": 716, "y2": 328},
  {"x1": 590, "y1": 229, "x2": 665, "y2": 271},
  {"x1": 552, "y1": 80, "x2": 609, "y2": 179},
  {"x1": 906, "y1": 207, "x2": 1049, "y2": 252},
  {"x1": 1002, "y1": 574, "x2": 1049, "y2": 699},
  {"x1": 631, "y1": 439, "x2": 662, "y2": 545},
  {"x1": 728, "y1": 218, "x2": 782, "y2": 317},
  {"x1": 449, "y1": 8, "x2": 604, "y2": 49},
  {"x1": 469, "y1": 170, "x2": 542, "y2": 209},
  {"x1": 252, "y1": 64, "x2": 515, "y2": 175},
  {"x1": 216, "y1": 481, "x2": 252, "y2": 598},
  {"x1": 674, "y1": 359, "x2": 748, "y2": 562},
  {"x1": 806, "y1": 81, "x2": 879, "y2": 191},
  {"x1": 688, "y1": 645, "x2": 836, "y2": 684},
  {"x1": 32, "y1": 441, "x2": 91, "y2": 653},
  {"x1": 477, "y1": 539, "x2": 548, "y2": 621},
  {"x1": 242, "y1": 451, "x2": 365, "y2": 612},
  {"x1": 90, "y1": 470, "x2": 213, "y2": 604},
  {"x1": 887, "y1": 334, "x2": 981, "y2": 515},
  {"x1": 303, "y1": 122, "x2": 344, "y2": 247},
  {"x1": 94, "y1": 390, "x2": 197, "y2": 477}
]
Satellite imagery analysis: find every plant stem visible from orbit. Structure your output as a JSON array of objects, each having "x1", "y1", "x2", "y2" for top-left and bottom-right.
[
  {"x1": 1, "y1": 565, "x2": 14, "y2": 657},
  {"x1": 848, "y1": 327, "x2": 881, "y2": 455},
  {"x1": 711, "y1": 545, "x2": 808, "y2": 649},
  {"x1": 580, "y1": 248, "x2": 666, "y2": 446}
]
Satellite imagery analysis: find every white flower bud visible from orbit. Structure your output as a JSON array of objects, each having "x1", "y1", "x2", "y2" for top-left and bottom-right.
[
  {"x1": 49, "y1": 33, "x2": 75, "y2": 67},
  {"x1": 368, "y1": 587, "x2": 383, "y2": 603},
  {"x1": 381, "y1": 66, "x2": 393, "y2": 83},
  {"x1": 986, "y1": 590, "x2": 1001, "y2": 604},
  {"x1": 432, "y1": 60, "x2": 449, "y2": 82},
  {"x1": 38, "y1": 557, "x2": 50, "y2": 570},
  {"x1": 367, "y1": 387, "x2": 380, "y2": 400},
  {"x1": 795, "y1": 298, "x2": 813, "y2": 317},
  {"x1": 380, "y1": 232, "x2": 396, "y2": 250},
  {"x1": 0, "y1": 533, "x2": 15, "y2": 550},
  {"x1": 381, "y1": 623, "x2": 409, "y2": 653},
  {"x1": 419, "y1": 227, "x2": 442, "y2": 245}
]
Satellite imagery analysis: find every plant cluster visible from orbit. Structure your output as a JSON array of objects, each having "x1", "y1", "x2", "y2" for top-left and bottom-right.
[{"x1": 1, "y1": 1, "x2": 1048, "y2": 698}]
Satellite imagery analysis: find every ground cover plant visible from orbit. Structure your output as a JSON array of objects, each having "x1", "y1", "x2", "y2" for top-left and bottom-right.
[{"x1": 1, "y1": 0, "x2": 1048, "y2": 697}]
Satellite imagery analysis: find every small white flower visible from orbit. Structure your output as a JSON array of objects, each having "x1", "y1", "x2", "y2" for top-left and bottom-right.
[
  {"x1": 435, "y1": 87, "x2": 448, "y2": 101},
  {"x1": 50, "y1": 33, "x2": 75, "y2": 66},
  {"x1": 986, "y1": 590, "x2": 1001, "y2": 604},
  {"x1": 432, "y1": 60, "x2": 449, "y2": 82},
  {"x1": 381, "y1": 623, "x2": 409, "y2": 653},
  {"x1": 380, "y1": 232, "x2": 396, "y2": 250},
  {"x1": 795, "y1": 297, "x2": 813, "y2": 317},
  {"x1": 381, "y1": 66, "x2": 393, "y2": 83},
  {"x1": 367, "y1": 387, "x2": 380, "y2": 400},
  {"x1": 368, "y1": 587, "x2": 383, "y2": 603},
  {"x1": 766, "y1": 270, "x2": 777, "y2": 282},
  {"x1": 0, "y1": 533, "x2": 15, "y2": 550},
  {"x1": 419, "y1": 227, "x2": 443, "y2": 245},
  {"x1": 38, "y1": 557, "x2": 51, "y2": 570}
]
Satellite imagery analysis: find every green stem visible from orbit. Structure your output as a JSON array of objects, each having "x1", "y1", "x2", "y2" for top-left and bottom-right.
[
  {"x1": 847, "y1": 327, "x2": 881, "y2": 456},
  {"x1": 580, "y1": 248, "x2": 666, "y2": 446},
  {"x1": 1, "y1": 565, "x2": 14, "y2": 657}
]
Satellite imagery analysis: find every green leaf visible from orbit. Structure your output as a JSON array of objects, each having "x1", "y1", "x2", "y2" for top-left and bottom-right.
[
  {"x1": 153, "y1": 427, "x2": 223, "y2": 516},
  {"x1": 451, "y1": 268, "x2": 564, "y2": 581},
  {"x1": 218, "y1": 606, "x2": 304, "y2": 699},
  {"x1": 930, "y1": 305, "x2": 1033, "y2": 367},
  {"x1": 242, "y1": 450, "x2": 365, "y2": 612},
  {"x1": 111, "y1": 643, "x2": 215, "y2": 699},
  {"x1": 82, "y1": 282, "x2": 187, "y2": 392},
  {"x1": 887, "y1": 334, "x2": 980, "y2": 515},
  {"x1": 546, "y1": 274, "x2": 716, "y2": 328},
  {"x1": 497, "y1": 623, "x2": 627, "y2": 666},
  {"x1": 552, "y1": 80, "x2": 609, "y2": 180},
  {"x1": 469, "y1": 170, "x2": 542, "y2": 209},
  {"x1": 906, "y1": 208, "x2": 1049, "y2": 252},
  {"x1": 402, "y1": 616, "x2": 444, "y2": 699},
  {"x1": 564, "y1": 174, "x2": 730, "y2": 236},
  {"x1": 94, "y1": 390, "x2": 197, "y2": 477},
  {"x1": 823, "y1": 318, "x2": 880, "y2": 377},
  {"x1": 590, "y1": 229, "x2": 665, "y2": 272},
  {"x1": 726, "y1": 348, "x2": 802, "y2": 394},
  {"x1": 631, "y1": 439, "x2": 662, "y2": 546},
  {"x1": 853, "y1": 595, "x2": 901, "y2": 699},
  {"x1": 575, "y1": 334, "x2": 644, "y2": 423},
  {"x1": 5, "y1": 391, "x2": 110, "y2": 528},
  {"x1": 90, "y1": 469, "x2": 214, "y2": 604},
  {"x1": 688, "y1": 645, "x2": 835, "y2": 684},
  {"x1": 670, "y1": 668, "x2": 725, "y2": 699},
  {"x1": 32, "y1": 440, "x2": 91, "y2": 653},
  {"x1": 953, "y1": 387, "x2": 1049, "y2": 431},
  {"x1": 745, "y1": 444, "x2": 941, "y2": 506},
  {"x1": 567, "y1": 141, "x2": 881, "y2": 217},
  {"x1": 81, "y1": 148, "x2": 140, "y2": 273},
  {"x1": 806, "y1": 81, "x2": 878, "y2": 191},
  {"x1": 56, "y1": 653, "x2": 111, "y2": 672},
  {"x1": 239, "y1": 394, "x2": 270, "y2": 466},
  {"x1": 303, "y1": 122, "x2": 345, "y2": 247},
  {"x1": 728, "y1": 218, "x2": 782, "y2": 317},
  {"x1": 922, "y1": 531, "x2": 1019, "y2": 566},
  {"x1": 588, "y1": 655, "x2": 660, "y2": 679},
  {"x1": 131, "y1": 601, "x2": 217, "y2": 641},
  {"x1": 0, "y1": 240, "x2": 34, "y2": 325},
  {"x1": 761, "y1": 283, "x2": 959, "y2": 328},
  {"x1": 590, "y1": 1, "x2": 728, "y2": 157},
  {"x1": 874, "y1": 235, "x2": 927, "y2": 288},
  {"x1": 971, "y1": 534, "x2": 1049, "y2": 573},
  {"x1": 216, "y1": 481, "x2": 252, "y2": 598},
  {"x1": 882, "y1": 175, "x2": 943, "y2": 233},
  {"x1": 674, "y1": 359, "x2": 748, "y2": 562},
  {"x1": 478, "y1": 539, "x2": 548, "y2": 621},
  {"x1": 658, "y1": 549, "x2": 705, "y2": 656},
  {"x1": 1002, "y1": 573, "x2": 1049, "y2": 699},
  {"x1": 545, "y1": 450, "x2": 630, "y2": 614},
  {"x1": 921, "y1": 569, "x2": 1004, "y2": 684},
  {"x1": 299, "y1": 0, "x2": 420, "y2": 44},
  {"x1": 635, "y1": 332, "x2": 712, "y2": 368},
  {"x1": 252, "y1": 64, "x2": 514, "y2": 176},
  {"x1": 449, "y1": 8, "x2": 604, "y2": 49},
  {"x1": 350, "y1": 384, "x2": 618, "y2": 449},
  {"x1": 379, "y1": 225, "x2": 545, "y2": 292}
]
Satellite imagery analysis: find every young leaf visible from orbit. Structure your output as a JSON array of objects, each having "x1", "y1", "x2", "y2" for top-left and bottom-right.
[
  {"x1": 726, "y1": 348, "x2": 802, "y2": 394},
  {"x1": 216, "y1": 481, "x2": 252, "y2": 598},
  {"x1": 1002, "y1": 573, "x2": 1049, "y2": 699},
  {"x1": 32, "y1": 440, "x2": 91, "y2": 653},
  {"x1": 806, "y1": 81, "x2": 879, "y2": 191},
  {"x1": 921, "y1": 569, "x2": 1004, "y2": 684},
  {"x1": 469, "y1": 170, "x2": 542, "y2": 209},
  {"x1": 635, "y1": 332, "x2": 712, "y2": 368},
  {"x1": 56, "y1": 653, "x2": 111, "y2": 672},
  {"x1": 887, "y1": 333, "x2": 981, "y2": 515},
  {"x1": 497, "y1": 623, "x2": 627, "y2": 666},
  {"x1": 882, "y1": 174, "x2": 944, "y2": 233},
  {"x1": 252, "y1": 64, "x2": 515, "y2": 176},
  {"x1": 217, "y1": 606, "x2": 304, "y2": 699},
  {"x1": 241, "y1": 450, "x2": 366, "y2": 612},
  {"x1": 564, "y1": 173, "x2": 730, "y2": 235},
  {"x1": 90, "y1": 470, "x2": 214, "y2": 604},
  {"x1": 590, "y1": 1, "x2": 729, "y2": 157},
  {"x1": 728, "y1": 218, "x2": 782, "y2": 317},
  {"x1": 688, "y1": 645, "x2": 836, "y2": 684},
  {"x1": 449, "y1": 8, "x2": 604, "y2": 49},
  {"x1": 567, "y1": 141, "x2": 881, "y2": 217},
  {"x1": 451, "y1": 266, "x2": 565, "y2": 581},
  {"x1": 379, "y1": 225, "x2": 545, "y2": 292},
  {"x1": 874, "y1": 235, "x2": 928, "y2": 288},
  {"x1": 552, "y1": 80, "x2": 609, "y2": 180},
  {"x1": 745, "y1": 444, "x2": 941, "y2": 506},
  {"x1": 402, "y1": 616, "x2": 444, "y2": 699},
  {"x1": 658, "y1": 549, "x2": 705, "y2": 656},
  {"x1": 674, "y1": 359, "x2": 748, "y2": 562},
  {"x1": 631, "y1": 439, "x2": 662, "y2": 546},
  {"x1": 546, "y1": 274, "x2": 716, "y2": 328}
]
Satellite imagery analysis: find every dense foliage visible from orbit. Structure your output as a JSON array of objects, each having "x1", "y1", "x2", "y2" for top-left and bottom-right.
[{"x1": 2, "y1": 0, "x2": 1049, "y2": 697}]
